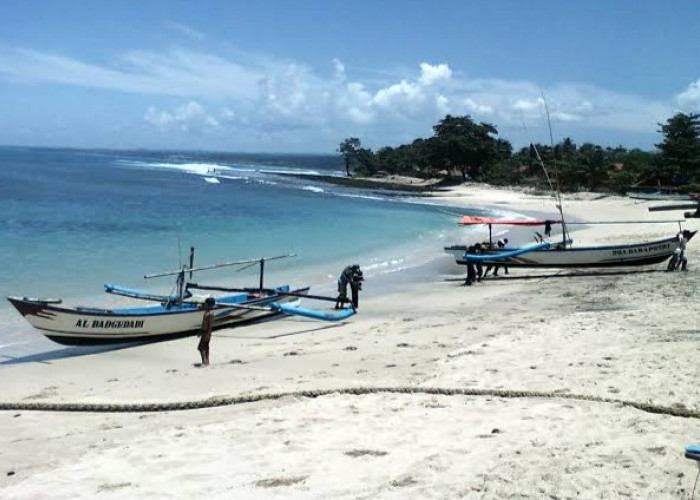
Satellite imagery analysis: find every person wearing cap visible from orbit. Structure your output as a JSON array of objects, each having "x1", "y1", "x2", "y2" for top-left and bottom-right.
[{"x1": 197, "y1": 297, "x2": 215, "y2": 366}]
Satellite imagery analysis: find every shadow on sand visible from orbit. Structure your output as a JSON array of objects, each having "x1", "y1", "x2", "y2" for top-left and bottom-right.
[
  {"x1": 0, "y1": 342, "x2": 146, "y2": 366},
  {"x1": 219, "y1": 321, "x2": 347, "y2": 340},
  {"x1": 445, "y1": 268, "x2": 665, "y2": 284}
]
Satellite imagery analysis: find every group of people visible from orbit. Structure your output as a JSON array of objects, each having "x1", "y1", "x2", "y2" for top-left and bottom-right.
[
  {"x1": 464, "y1": 238, "x2": 509, "y2": 286},
  {"x1": 195, "y1": 264, "x2": 364, "y2": 367},
  {"x1": 196, "y1": 227, "x2": 692, "y2": 365}
]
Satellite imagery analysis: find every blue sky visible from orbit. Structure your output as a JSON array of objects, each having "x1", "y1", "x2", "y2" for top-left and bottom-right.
[{"x1": 0, "y1": 0, "x2": 699, "y2": 153}]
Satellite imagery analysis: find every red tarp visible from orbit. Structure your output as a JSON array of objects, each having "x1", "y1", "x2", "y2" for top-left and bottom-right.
[{"x1": 459, "y1": 216, "x2": 561, "y2": 226}]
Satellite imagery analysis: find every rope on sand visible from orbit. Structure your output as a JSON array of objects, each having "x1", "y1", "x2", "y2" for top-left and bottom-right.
[{"x1": 0, "y1": 387, "x2": 698, "y2": 418}]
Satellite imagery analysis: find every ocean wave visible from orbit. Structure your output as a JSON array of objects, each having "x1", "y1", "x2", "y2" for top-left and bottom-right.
[
  {"x1": 258, "y1": 168, "x2": 323, "y2": 176},
  {"x1": 302, "y1": 185, "x2": 325, "y2": 193},
  {"x1": 117, "y1": 160, "x2": 235, "y2": 177},
  {"x1": 335, "y1": 192, "x2": 387, "y2": 202}
]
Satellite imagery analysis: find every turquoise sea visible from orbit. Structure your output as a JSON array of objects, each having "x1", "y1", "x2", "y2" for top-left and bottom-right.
[{"x1": 0, "y1": 146, "x2": 502, "y2": 358}]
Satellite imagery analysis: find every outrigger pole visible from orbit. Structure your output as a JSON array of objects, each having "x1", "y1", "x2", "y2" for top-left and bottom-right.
[
  {"x1": 144, "y1": 253, "x2": 296, "y2": 303},
  {"x1": 143, "y1": 254, "x2": 296, "y2": 279},
  {"x1": 187, "y1": 284, "x2": 343, "y2": 304}
]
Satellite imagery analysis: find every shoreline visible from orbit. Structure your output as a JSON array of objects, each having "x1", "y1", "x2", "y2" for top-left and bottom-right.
[
  {"x1": 287, "y1": 172, "x2": 455, "y2": 192},
  {"x1": 2, "y1": 183, "x2": 700, "y2": 498}
]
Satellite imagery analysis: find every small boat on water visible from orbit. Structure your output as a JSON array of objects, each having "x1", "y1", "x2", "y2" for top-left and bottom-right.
[{"x1": 7, "y1": 253, "x2": 355, "y2": 346}]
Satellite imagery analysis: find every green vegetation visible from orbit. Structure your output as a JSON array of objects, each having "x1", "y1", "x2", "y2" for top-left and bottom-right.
[{"x1": 338, "y1": 113, "x2": 700, "y2": 193}]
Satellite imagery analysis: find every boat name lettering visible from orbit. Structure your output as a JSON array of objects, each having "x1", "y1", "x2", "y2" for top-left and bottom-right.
[
  {"x1": 611, "y1": 243, "x2": 670, "y2": 257},
  {"x1": 74, "y1": 319, "x2": 144, "y2": 329}
]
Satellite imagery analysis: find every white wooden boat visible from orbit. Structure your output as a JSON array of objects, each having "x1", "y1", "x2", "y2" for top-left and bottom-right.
[
  {"x1": 7, "y1": 253, "x2": 356, "y2": 346},
  {"x1": 445, "y1": 217, "x2": 695, "y2": 269},
  {"x1": 7, "y1": 286, "x2": 305, "y2": 346}
]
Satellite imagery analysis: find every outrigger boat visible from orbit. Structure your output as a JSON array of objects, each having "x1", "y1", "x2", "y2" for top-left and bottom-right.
[
  {"x1": 7, "y1": 252, "x2": 356, "y2": 346},
  {"x1": 445, "y1": 100, "x2": 697, "y2": 271},
  {"x1": 446, "y1": 216, "x2": 695, "y2": 268}
]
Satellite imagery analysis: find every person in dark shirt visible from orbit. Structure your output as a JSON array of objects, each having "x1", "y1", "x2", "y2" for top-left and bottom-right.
[
  {"x1": 335, "y1": 264, "x2": 363, "y2": 309},
  {"x1": 493, "y1": 238, "x2": 509, "y2": 277},
  {"x1": 197, "y1": 297, "x2": 215, "y2": 366},
  {"x1": 474, "y1": 243, "x2": 484, "y2": 282},
  {"x1": 464, "y1": 245, "x2": 477, "y2": 286},
  {"x1": 544, "y1": 220, "x2": 553, "y2": 237}
]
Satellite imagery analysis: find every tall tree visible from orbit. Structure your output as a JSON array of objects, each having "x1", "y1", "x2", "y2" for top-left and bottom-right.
[
  {"x1": 656, "y1": 113, "x2": 700, "y2": 184},
  {"x1": 432, "y1": 115, "x2": 500, "y2": 180},
  {"x1": 337, "y1": 138, "x2": 362, "y2": 177}
]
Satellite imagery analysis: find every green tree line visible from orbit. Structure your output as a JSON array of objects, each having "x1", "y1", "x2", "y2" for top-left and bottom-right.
[{"x1": 337, "y1": 112, "x2": 700, "y2": 193}]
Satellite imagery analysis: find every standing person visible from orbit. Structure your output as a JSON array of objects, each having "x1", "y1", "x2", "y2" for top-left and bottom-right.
[
  {"x1": 493, "y1": 238, "x2": 509, "y2": 277},
  {"x1": 544, "y1": 220, "x2": 553, "y2": 238},
  {"x1": 474, "y1": 243, "x2": 484, "y2": 282},
  {"x1": 197, "y1": 297, "x2": 215, "y2": 366},
  {"x1": 482, "y1": 241, "x2": 496, "y2": 278},
  {"x1": 463, "y1": 245, "x2": 477, "y2": 286},
  {"x1": 668, "y1": 231, "x2": 689, "y2": 271},
  {"x1": 350, "y1": 265, "x2": 363, "y2": 308}
]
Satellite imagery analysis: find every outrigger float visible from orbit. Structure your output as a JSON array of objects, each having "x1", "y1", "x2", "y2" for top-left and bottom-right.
[{"x1": 7, "y1": 252, "x2": 355, "y2": 346}]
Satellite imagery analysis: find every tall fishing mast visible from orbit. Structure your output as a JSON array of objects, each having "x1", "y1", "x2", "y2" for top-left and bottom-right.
[{"x1": 528, "y1": 92, "x2": 569, "y2": 248}]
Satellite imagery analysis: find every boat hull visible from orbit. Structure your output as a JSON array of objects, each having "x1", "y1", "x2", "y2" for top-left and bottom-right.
[
  {"x1": 7, "y1": 287, "x2": 308, "y2": 346},
  {"x1": 448, "y1": 232, "x2": 695, "y2": 269}
]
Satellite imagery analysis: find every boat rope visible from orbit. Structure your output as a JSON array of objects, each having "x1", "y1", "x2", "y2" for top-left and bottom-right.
[{"x1": 0, "y1": 386, "x2": 698, "y2": 419}]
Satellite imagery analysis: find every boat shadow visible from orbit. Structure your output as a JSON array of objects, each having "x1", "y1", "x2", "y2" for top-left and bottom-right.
[
  {"x1": 445, "y1": 268, "x2": 665, "y2": 283},
  {"x1": 0, "y1": 342, "x2": 142, "y2": 365},
  {"x1": 219, "y1": 320, "x2": 347, "y2": 340}
]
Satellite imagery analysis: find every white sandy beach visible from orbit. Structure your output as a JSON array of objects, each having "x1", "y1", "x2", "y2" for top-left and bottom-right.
[{"x1": 2, "y1": 184, "x2": 700, "y2": 499}]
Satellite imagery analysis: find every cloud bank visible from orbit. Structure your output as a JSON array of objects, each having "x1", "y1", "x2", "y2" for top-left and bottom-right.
[{"x1": 0, "y1": 41, "x2": 695, "y2": 150}]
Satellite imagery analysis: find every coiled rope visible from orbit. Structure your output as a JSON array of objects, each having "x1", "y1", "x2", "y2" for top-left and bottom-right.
[{"x1": 0, "y1": 387, "x2": 698, "y2": 418}]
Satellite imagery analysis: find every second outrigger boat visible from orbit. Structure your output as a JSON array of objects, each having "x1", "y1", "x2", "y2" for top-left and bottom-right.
[
  {"x1": 446, "y1": 216, "x2": 695, "y2": 269},
  {"x1": 7, "y1": 253, "x2": 356, "y2": 346}
]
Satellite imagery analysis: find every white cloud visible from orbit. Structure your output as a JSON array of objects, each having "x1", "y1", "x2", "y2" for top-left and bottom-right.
[
  {"x1": 513, "y1": 98, "x2": 543, "y2": 112},
  {"x1": 550, "y1": 111, "x2": 582, "y2": 122},
  {"x1": 462, "y1": 98, "x2": 493, "y2": 115},
  {"x1": 332, "y1": 58, "x2": 346, "y2": 80},
  {"x1": 144, "y1": 101, "x2": 219, "y2": 133},
  {"x1": 676, "y1": 80, "x2": 700, "y2": 110},
  {"x1": 167, "y1": 22, "x2": 205, "y2": 40},
  {"x1": 0, "y1": 43, "x2": 684, "y2": 149},
  {"x1": 418, "y1": 62, "x2": 452, "y2": 86}
]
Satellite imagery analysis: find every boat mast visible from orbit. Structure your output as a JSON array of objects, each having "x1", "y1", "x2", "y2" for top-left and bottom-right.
[
  {"x1": 144, "y1": 254, "x2": 296, "y2": 295},
  {"x1": 542, "y1": 94, "x2": 569, "y2": 247},
  {"x1": 528, "y1": 92, "x2": 569, "y2": 248}
]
